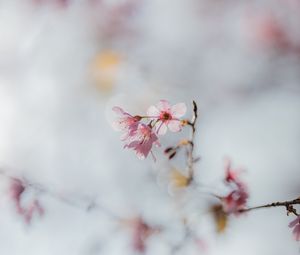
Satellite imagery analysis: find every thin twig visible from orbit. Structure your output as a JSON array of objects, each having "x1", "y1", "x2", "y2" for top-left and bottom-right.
[
  {"x1": 187, "y1": 100, "x2": 198, "y2": 179},
  {"x1": 240, "y1": 198, "x2": 300, "y2": 216}
]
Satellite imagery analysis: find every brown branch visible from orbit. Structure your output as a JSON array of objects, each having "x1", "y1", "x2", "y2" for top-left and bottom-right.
[{"x1": 240, "y1": 198, "x2": 300, "y2": 216}]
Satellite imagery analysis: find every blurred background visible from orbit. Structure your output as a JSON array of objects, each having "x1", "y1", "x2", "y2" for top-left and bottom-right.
[{"x1": 0, "y1": 0, "x2": 299, "y2": 254}]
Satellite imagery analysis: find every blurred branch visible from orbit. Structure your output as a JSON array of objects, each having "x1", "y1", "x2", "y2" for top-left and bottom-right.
[{"x1": 0, "y1": 169, "x2": 121, "y2": 221}]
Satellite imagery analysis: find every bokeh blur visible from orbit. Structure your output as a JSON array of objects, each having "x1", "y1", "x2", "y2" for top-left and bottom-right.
[{"x1": 0, "y1": 0, "x2": 300, "y2": 254}]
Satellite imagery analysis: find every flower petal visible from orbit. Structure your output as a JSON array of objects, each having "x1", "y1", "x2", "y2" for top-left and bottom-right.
[
  {"x1": 136, "y1": 151, "x2": 146, "y2": 160},
  {"x1": 112, "y1": 106, "x2": 125, "y2": 115},
  {"x1": 147, "y1": 105, "x2": 159, "y2": 117},
  {"x1": 171, "y1": 103, "x2": 187, "y2": 118},
  {"x1": 289, "y1": 217, "x2": 299, "y2": 228},
  {"x1": 157, "y1": 100, "x2": 171, "y2": 111},
  {"x1": 168, "y1": 120, "x2": 182, "y2": 132},
  {"x1": 156, "y1": 122, "x2": 168, "y2": 135},
  {"x1": 111, "y1": 120, "x2": 123, "y2": 131},
  {"x1": 293, "y1": 225, "x2": 300, "y2": 241}
]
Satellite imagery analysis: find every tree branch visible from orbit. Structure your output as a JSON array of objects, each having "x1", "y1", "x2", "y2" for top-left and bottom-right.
[{"x1": 240, "y1": 198, "x2": 300, "y2": 216}]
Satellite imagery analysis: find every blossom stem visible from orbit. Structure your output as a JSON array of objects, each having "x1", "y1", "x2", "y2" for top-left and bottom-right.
[
  {"x1": 240, "y1": 198, "x2": 300, "y2": 216},
  {"x1": 187, "y1": 101, "x2": 198, "y2": 179}
]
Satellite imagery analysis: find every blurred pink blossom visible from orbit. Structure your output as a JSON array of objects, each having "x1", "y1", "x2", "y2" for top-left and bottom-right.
[
  {"x1": 10, "y1": 178, "x2": 26, "y2": 214},
  {"x1": 9, "y1": 178, "x2": 44, "y2": 224},
  {"x1": 222, "y1": 160, "x2": 249, "y2": 214},
  {"x1": 222, "y1": 188, "x2": 248, "y2": 214},
  {"x1": 132, "y1": 218, "x2": 151, "y2": 252},
  {"x1": 224, "y1": 159, "x2": 243, "y2": 184}
]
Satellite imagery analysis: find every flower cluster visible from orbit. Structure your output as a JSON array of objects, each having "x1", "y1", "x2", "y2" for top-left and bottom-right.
[
  {"x1": 112, "y1": 100, "x2": 187, "y2": 160},
  {"x1": 221, "y1": 160, "x2": 249, "y2": 215}
]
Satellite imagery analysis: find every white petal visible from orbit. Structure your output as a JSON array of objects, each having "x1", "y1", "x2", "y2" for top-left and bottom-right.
[
  {"x1": 168, "y1": 120, "x2": 182, "y2": 132},
  {"x1": 147, "y1": 105, "x2": 159, "y2": 117},
  {"x1": 171, "y1": 103, "x2": 187, "y2": 118},
  {"x1": 112, "y1": 106, "x2": 125, "y2": 115},
  {"x1": 157, "y1": 100, "x2": 171, "y2": 111},
  {"x1": 111, "y1": 120, "x2": 122, "y2": 131},
  {"x1": 156, "y1": 122, "x2": 168, "y2": 135}
]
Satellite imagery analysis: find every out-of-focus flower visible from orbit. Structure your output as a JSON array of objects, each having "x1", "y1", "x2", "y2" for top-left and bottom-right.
[
  {"x1": 221, "y1": 160, "x2": 249, "y2": 214},
  {"x1": 247, "y1": 13, "x2": 300, "y2": 54},
  {"x1": 90, "y1": 50, "x2": 121, "y2": 92},
  {"x1": 147, "y1": 100, "x2": 186, "y2": 135},
  {"x1": 251, "y1": 15, "x2": 288, "y2": 50},
  {"x1": 122, "y1": 217, "x2": 160, "y2": 253},
  {"x1": 112, "y1": 106, "x2": 140, "y2": 136},
  {"x1": 9, "y1": 178, "x2": 44, "y2": 224},
  {"x1": 222, "y1": 188, "x2": 248, "y2": 214},
  {"x1": 10, "y1": 178, "x2": 26, "y2": 214},
  {"x1": 289, "y1": 216, "x2": 300, "y2": 241},
  {"x1": 124, "y1": 123, "x2": 159, "y2": 160},
  {"x1": 170, "y1": 169, "x2": 191, "y2": 188},
  {"x1": 131, "y1": 218, "x2": 154, "y2": 253},
  {"x1": 24, "y1": 200, "x2": 44, "y2": 224},
  {"x1": 225, "y1": 164, "x2": 239, "y2": 184}
]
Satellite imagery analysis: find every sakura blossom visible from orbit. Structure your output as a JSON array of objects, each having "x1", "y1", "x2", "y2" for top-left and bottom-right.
[
  {"x1": 147, "y1": 100, "x2": 187, "y2": 135},
  {"x1": 289, "y1": 216, "x2": 300, "y2": 241},
  {"x1": 112, "y1": 106, "x2": 140, "y2": 136},
  {"x1": 124, "y1": 123, "x2": 159, "y2": 160},
  {"x1": 112, "y1": 100, "x2": 187, "y2": 160}
]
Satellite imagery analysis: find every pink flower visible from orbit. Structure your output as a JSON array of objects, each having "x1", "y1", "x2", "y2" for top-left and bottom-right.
[
  {"x1": 289, "y1": 216, "x2": 300, "y2": 241},
  {"x1": 124, "y1": 123, "x2": 160, "y2": 160},
  {"x1": 222, "y1": 188, "x2": 248, "y2": 214},
  {"x1": 112, "y1": 106, "x2": 140, "y2": 137},
  {"x1": 147, "y1": 100, "x2": 186, "y2": 135}
]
